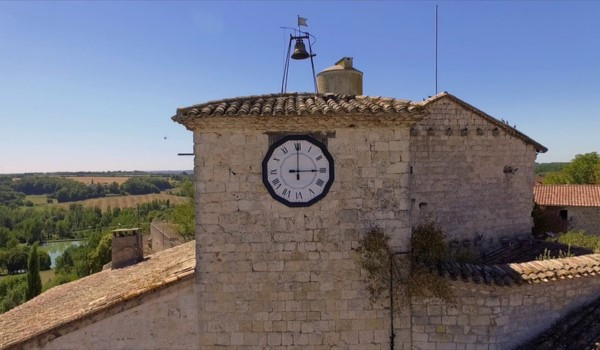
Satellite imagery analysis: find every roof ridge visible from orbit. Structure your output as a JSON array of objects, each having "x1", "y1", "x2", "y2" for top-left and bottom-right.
[{"x1": 419, "y1": 92, "x2": 547, "y2": 153}]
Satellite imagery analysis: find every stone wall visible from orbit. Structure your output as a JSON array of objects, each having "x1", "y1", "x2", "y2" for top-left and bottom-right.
[
  {"x1": 567, "y1": 206, "x2": 600, "y2": 235},
  {"x1": 193, "y1": 118, "x2": 415, "y2": 349},
  {"x1": 39, "y1": 280, "x2": 197, "y2": 350},
  {"x1": 150, "y1": 221, "x2": 182, "y2": 252},
  {"x1": 410, "y1": 98, "x2": 538, "y2": 247},
  {"x1": 410, "y1": 276, "x2": 600, "y2": 350}
]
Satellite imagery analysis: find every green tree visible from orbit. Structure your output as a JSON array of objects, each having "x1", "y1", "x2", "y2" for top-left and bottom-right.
[
  {"x1": 178, "y1": 179, "x2": 195, "y2": 199},
  {"x1": 26, "y1": 242, "x2": 42, "y2": 300},
  {"x1": 543, "y1": 171, "x2": 570, "y2": 185},
  {"x1": 89, "y1": 233, "x2": 112, "y2": 273},
  {"x1": 0, "y1": 227, "x2": 10, "y2": 248},
  {"x1": 543, "y1": 152, "x2": 600, "y2": 184},
  {"x1": 38, "y1": 249, "x2": 52, "y2": 271},
  {"x1": 170, "y1": 201, "x2": 195, "y2": 241},
  {"x1": 564, "y1": 152, "x2": 600, "y2": 184},
  {"x1": 0, "y1": 275, "x2": 27, "y2": 313},
  {"x1": 6, "y1": 245, "x2": 28, "y2": 274}
]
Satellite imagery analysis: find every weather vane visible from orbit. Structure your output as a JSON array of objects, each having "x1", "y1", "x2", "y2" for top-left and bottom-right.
[{"x1": 280, "y1": 16, "x2": 317, "y2": 93}]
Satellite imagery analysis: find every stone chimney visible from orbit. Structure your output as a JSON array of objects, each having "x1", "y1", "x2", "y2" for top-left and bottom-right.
[
  {"x1": 111, "y1": 228, "x2": 143, "y2": 269},
  {"x1": 316, "y1": 57, "x2": 363, "y2": 95}
]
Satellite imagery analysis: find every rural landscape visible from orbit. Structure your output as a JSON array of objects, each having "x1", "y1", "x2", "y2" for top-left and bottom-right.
[
  {"x1": 0, "y1": 2, "x2": 598, "y2": 349},
  {"x1": 2, "y1": 152, "x2": 599, "y2": 316},
  {"x1": 0, "y1": 171, "x2": 194, "y2": 313}
]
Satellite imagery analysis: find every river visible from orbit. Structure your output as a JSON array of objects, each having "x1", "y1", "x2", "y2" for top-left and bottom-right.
[{"x1": 41, "y1": 240, "x2": 84, "y2": 268}]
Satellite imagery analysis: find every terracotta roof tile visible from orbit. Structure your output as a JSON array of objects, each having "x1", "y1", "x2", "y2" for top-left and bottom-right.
[
  {"x1": 172, "y1": 92, "x2": 547, "y2": 153},
  {"x1": 172, "y1": 93, "x2": 418, "y2": 122},
  {"x1": 0, "y1": 241, "x2": 195, "y2": 350},
  {"x1": 436, "y1": 253, "x2": 600, "y2": 287},
  {"x1": 481, "y1": 239, "x2": 592, "y2": 265},
  {"x1": 534, "y1": 184, "x2": 600, "y2": 207}
]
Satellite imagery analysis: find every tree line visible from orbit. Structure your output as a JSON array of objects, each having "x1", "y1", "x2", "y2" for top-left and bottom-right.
[
  {"x1": 1, "y1": 175, "x2": 174, "y2": 205},
  {"x1": 0, "y1": 198, "x2": 185, "y2": 314},
  {"x1": 542, "y1": 152, "x2": 600, "y2": 184}
]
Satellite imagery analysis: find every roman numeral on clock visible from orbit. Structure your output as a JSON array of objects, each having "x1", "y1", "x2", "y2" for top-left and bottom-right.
[
  {"x1": 269, "y1": 169, "x2": 277, "y2": 175},
  {"x1": 315, "y1": 155, "x2": 323, "y2": 161},
  {"x1": 316, "y1": 179, "x2": 325, "y2": 187},
  {"x1": 294, "y1": 142, "x2": 301, "y2": 151},
  {"x1": 271, "y1": 178, "x2": 280, "y2": 186},
  {"x1": 319, "y1": 167, "x2": 326, "y2": 173},
  {"x1": 296, "y1": 192, "x2": 303, "y2": 200},
  {"x1": 281, "y1": 146, "x2": 289, "y2": 154},
  {"x1": 282, "y1": 188, "x2": 290, "y2": 198}
]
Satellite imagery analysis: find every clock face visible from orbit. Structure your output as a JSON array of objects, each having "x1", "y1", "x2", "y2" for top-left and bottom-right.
[{"x1": 262, "y1": 135, "x2": 334, "y2": 207}]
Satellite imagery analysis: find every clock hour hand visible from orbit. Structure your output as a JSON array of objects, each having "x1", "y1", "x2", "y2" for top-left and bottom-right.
[{"x1": 289, "y1": 169, "x2": 318, "y2": 173}]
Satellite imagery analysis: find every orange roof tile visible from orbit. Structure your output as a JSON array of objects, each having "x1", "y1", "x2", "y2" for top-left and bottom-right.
[
  {"x1": 0, "y1": 241, "x2": 195, "y2": 350},
  {"x1": 534, "y1": 184, "x2": 600, "y2": 207}
]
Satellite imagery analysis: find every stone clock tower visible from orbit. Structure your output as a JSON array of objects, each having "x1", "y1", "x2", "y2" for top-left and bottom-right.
[
  {"x1": 172, "y1": 58, "x2": 543, "y2": 349},
  {"x1": 173, "y1": 58, "x2": 426, "y2": 349}
]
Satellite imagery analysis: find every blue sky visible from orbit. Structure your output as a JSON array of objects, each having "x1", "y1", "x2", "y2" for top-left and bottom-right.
[{"x1": 0, "y1": 1, "x2": 598, "y2": 173}]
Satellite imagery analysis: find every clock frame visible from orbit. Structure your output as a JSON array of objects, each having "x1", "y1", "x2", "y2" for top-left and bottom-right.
[{"x1": 262, "y1": 135, "x2": 334, "y2": 207}]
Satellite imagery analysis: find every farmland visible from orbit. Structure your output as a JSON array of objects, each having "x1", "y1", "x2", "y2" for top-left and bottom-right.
[
  {"x1": 63, "y1": 176, "x2": 131, "y2": 185},
  {"x1": 54, "y1": 192, "x2": 188, "y2": 212}
]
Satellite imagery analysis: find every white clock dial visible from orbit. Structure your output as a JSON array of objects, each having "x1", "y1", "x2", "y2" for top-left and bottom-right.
[{"x1": 262, "y1": 136, "x2": 334, "y2": 207}]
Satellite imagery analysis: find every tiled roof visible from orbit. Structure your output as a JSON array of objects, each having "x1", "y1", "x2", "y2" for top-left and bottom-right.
[
  {"x1": 534, "y1": 184, "x2": 600, "y2": 207},
  {"x1": 172, "y1": 92, "x2": 547, "y2": 153},
  {"x1": 481, "y1": 239, "x2": 592, "y2": 265},
  {"x1": 172, "y1": 92, "x2": 421, "y2": 123},
  {"x1": 0, "y1": 241, "x2": 195, "y2": 350},
  {"x1": 436, "y1": 253, "x2": 600, "y2": 287}
]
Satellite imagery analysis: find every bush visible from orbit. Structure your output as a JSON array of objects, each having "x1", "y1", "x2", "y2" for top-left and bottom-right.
[
  {"x1": 355, "y1": 224, "x2": 454, "y2": 310},
  {"x1": 0, "y1": 274, "x2": 27, "y2": 313},
  {"x1": 43, "y1": 273, "x2": 77, "y2": 292},
  {"x1": 38, "y1": 249, "x2": 52, "y2": 271},
  {"x1": 554, "y1": 231, "x2": 600, "y2": 252}
]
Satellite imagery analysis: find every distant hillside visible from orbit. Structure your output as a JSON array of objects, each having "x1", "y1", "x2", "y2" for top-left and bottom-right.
[
  {"x1": 8, "y1": 170, "x2": 193, "y2": 177},
  {"x1": 535, "y1": 162, "x2": 568, "y2": 175}
]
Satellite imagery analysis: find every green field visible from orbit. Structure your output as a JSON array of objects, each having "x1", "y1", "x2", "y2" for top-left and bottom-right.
[
  {"x1": 0, "y1": 269, "x2": 55, "y2": 284},
  {"x1": 25, "y1": 195, "x2": 53, "y2": 205},
  {"x1": 54, "y1": 192, "x2": 188, "y2": 212},
  {"x1": 22, "y1": 192, "x2": 186, "y2": 212}
]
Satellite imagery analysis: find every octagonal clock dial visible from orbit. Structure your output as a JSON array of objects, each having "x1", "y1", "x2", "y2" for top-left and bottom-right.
[{"x1": 262, "y1": 135, "x2": 334, "y2": 207}]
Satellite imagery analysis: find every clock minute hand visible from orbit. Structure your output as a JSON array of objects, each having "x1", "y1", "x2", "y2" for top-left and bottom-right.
[{"x1": 296, "y1": 150, "x2": 300, "y2": 180}]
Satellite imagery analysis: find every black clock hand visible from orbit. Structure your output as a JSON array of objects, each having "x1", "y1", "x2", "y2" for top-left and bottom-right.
[
  {"x1": 296, "y1": 150, "x2": 300, "y2": 180},
  {"x1": 289, "y1": 169, "x2": 317, "y2": 173}
]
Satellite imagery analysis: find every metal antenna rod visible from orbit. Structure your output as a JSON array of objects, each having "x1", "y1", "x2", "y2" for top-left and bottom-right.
[
  {"x1": 307, "y1": 36, "x2": 318, "y2": 92},
  {"x1": 281, "y1": 35, "x2": 293, "y2": 93},
  {"x1": 435, "y1": 4, "x2": 439, "y2": 95}
]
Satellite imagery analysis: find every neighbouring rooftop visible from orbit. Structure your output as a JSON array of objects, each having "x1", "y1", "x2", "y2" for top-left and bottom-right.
[
  {"x1": 534, "y1": 184, "x2": 600, "y2": 207},
  {"x1": 436, "y1": 253, "x2": 600, "y2": 287},
  {"x1": 0, "y1": 241, "x2": 195, "y2": 350}
]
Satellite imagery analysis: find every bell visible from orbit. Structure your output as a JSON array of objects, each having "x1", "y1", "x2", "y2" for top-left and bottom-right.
[{"x1": 291, "y1": 38, "x2": 310, "y2": 60}]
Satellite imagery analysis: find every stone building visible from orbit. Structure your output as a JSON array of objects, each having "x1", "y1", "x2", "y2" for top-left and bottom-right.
[
  {"x1": 534, "y1": 184, "x2": 600, "y2": 235},
  {"x1": 4, "y1": 58, "x2": 600, "y2": 350}
]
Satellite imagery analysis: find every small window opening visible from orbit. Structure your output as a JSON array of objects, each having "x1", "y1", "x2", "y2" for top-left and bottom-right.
[{"x1": 560, "y1": 210, "x2": 568, "y2": 220}]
